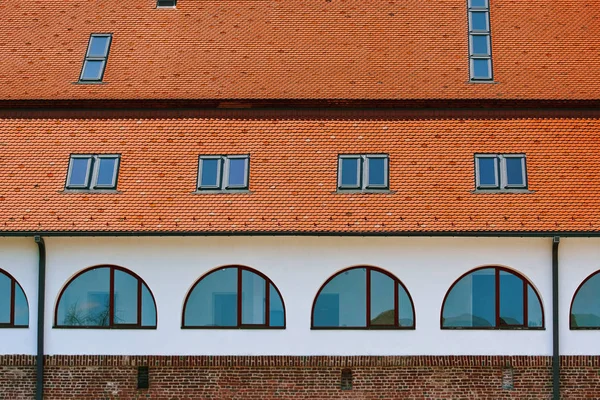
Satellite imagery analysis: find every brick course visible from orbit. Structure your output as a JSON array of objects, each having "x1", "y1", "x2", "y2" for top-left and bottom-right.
[{"x1": 1, "y1": 356, "x2": 599, "y2": 399}]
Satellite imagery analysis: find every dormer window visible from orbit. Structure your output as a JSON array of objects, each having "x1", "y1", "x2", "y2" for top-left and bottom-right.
[
  {"x1": 66, "y1": 155, "x2": 120, "y2": 190},
  {"x1": 468, "y1": 0, "x2": 493, "y2": 81},
  {"x1": 338, "y1": 154, "x2": 389, "y2": 191},
  {"x1": 79, "y1": 34, "x2": 112, "y2": 82},
  {"x1": 474, "y1": 154, "x2": 527, "y2": 191},
  {"x1": 157, "y1": 0, "x2": 177, "y2": 8}
]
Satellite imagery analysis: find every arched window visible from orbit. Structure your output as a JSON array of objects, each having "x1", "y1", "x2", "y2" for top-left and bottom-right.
[
  {"x1": 182, "y1": 265, "x2": 285, "y2": 328},
  {"x1": 0, "y1": 268, "x2": 28, "y2": 328},
  {"x1": 571, "y1": 270, "x2": 600, "y2": 329},
  {"x1": 55, "y1": 265, "x2": 157, "y2": 328},
  {"x1": 311, "y1": 266, "x2": 415, "y2": 329},
  {"x1": 441, "y1": 266, "x2": 543, "y2": 329}
]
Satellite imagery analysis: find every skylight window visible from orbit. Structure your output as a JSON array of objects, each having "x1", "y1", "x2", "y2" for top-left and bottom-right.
[
  {"x1": 468, "y1": 0, "x2": 493, "y2": 81},
  {"x1": 197, "y1": 155, "x2": 249, "y2": 191},
  {"x1": 79, "y1": 34, "x2": 112, "y2": 82},
  {"x1": 156, "y1": 0, "x2": 177, "y2": 8},
  {"x1": 338, "y1": 154, "x2": 389, "y2": 191},
  {"x1": 66, "y1": 155, "x2": 120, "y2": 190},
  {"x1": 475, "y1": 154, "x2": 527, "y2": 190}
]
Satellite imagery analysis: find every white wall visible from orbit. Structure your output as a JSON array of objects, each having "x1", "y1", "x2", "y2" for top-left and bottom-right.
[{"x1": 2, "y1": 236, "x2": 597, "y2": 356}]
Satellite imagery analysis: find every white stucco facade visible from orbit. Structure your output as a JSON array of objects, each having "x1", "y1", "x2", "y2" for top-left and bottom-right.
[{"x1": 0, "y1": 236, "x2": 598, "y2": 357}]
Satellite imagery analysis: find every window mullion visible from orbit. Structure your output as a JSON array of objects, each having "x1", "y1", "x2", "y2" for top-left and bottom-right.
[
  {"x1": 264, "y1": 279, "x2": 270, "y2": 327},
  {"x1": 365, "y1": 268, "x2": 371, "y2": 328},
  {"x1": 237, "y1": 267, "x2": 242, "y2": 327},
  {"x1": 394, "y1": 279, "x2": 399, "y2": 327},
  {"x1": 523, "y1": 280, "x2": 529, "y2": 328},
  {"x1": 495, "y1": 268, "x2": 500, "y2": 328},
  {"x1": 109, "y1": 268, "x2": 115, "y2": 327},
  {"x1": 137, "y1": 279, "x2": 142, "y2": 327},
  {"x1": 9, "y1": 279, "x2": 15, "y2": 326}
]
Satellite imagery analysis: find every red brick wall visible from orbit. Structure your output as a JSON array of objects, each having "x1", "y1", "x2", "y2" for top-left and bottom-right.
[{"x1": 1, "y1": 356, "x2": 599, "y2": 399}]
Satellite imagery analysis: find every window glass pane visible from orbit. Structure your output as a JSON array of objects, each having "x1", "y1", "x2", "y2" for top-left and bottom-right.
[
  {"x1": 113, "y1": 269, "x2": 138, "y2": 325},
  {"x1": 471, "y1": 35, "x2": 490, "y2": 55},
  {"x1": 141, "y1": 283, "x2": 156, "y2": 327},
  {"x1": 200, "y1": 158, "x2": 220, "y2": 187},
  {"x1": 14, "y1": 284, "x2": 28, "y2": 326},
  {"x1": 184, "y1": 268, "x2": 237, "y2": 326},
  {"x1": 81, "y1": 60, "x2": 105, "y2": 81},
  {"x1": 0, "y1": 274, "x2": 11, "y2": 324},
  {"x1": 477, "y1": 157, "x2": 497, "y2": 186},
  {"x1": 470, "y1": 11, "x2": 489, "y2": 31},
  {"x1": 69, "y1": 158, "x2": 90, "y2": 187},
  {"x1": 228, "y1": 158, "x2": 247, "y2": 187},
  {"x1": 398, "y1": 284, "x2": 414, "y2": 327},
  {"x1": 443, "y1": 268, "x2": 495, "y2": 327},
  {"x1": 571, "y1": 273, "x2": 600, "y2": 328},
  {"x1": 499, "y1": 271, "x2": 524, "y2": 326},
  {"x1": 370, "y1": 270, "x2": 395, "y2": 326},
  {"x1": 505, "y1": 157, "x2": 525, "y2": 186},
  {"x1": 241, "y1": 270, "x2": 265, "y2": 325},
  {"x1": 57, "y1": 268, "x2": 110, "y2": 326},
  {"x1": 367, "y1": 157, "x2": 386, "y2": 187},
  {"x1": 469, "y1": 0, "x2": 488, "y2": 7},
  {"x1": 314, "y1": 268, "x2": 366, "y2": 327},
  {"x1": 472, "y1": 59, "x2": 491, "y2": 79},
  {"x1": 340, "y1": 158, "x2": 360, "y2": 187},
  {"x1": 157, "y1": 0, "x2": 177, "y2": 6},
  {"x1": 269, "y1": 284, "x2": 284, "y2": 327},
  {"x1": 527, "y1": 284, "x2": 543, "y2": 328},
  {"x1": 96, "y1": 158, "x2": 117, "y2": 187},
  {"x1": 88, "y1": 36, "x2": 110, "y2": 57}
]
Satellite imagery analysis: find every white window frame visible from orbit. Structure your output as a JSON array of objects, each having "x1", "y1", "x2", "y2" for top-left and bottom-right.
[
  {"x1": 338, "y1": 154, "x2": 389, "y2": 191},
  {"x1": 475, "y1": 154, "x2": 527, "y2": 190},
  {"x1": 197, "y1": 155, "x2": 249, "y2": 191},
  {"x1": 80, "y1": 34, "x2": 112, "y2": 82},
  {"x1": 66, "y1": 154, "x2": 120, "y2": 190}
]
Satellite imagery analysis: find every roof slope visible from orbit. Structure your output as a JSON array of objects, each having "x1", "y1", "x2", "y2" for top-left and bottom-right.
[
  {"x1": 1, "y1": 111, "x2": 599, "y2": 234},
  {"x1": 0, "y1": 0, "x2": 599, "y2": 101}
]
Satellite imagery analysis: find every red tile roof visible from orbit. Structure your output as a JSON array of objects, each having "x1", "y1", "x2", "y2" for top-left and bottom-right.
[
  {"x1": 0, "y1": 0, "x2": 599, "y2": 101},
  {"x1": 1, "y1": 110, "x2": 599, "y2": 234}
]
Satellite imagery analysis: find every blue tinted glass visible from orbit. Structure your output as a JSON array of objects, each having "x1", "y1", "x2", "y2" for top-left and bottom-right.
[
  {"x1": 0, "y1": 273, "x2": 10, "y2": 324},
  {"x1": 81, "y1": 60, "x2": 105, "y2": 81},
  {"x1": 472, "y1": 59, "x2": 491, "y2": 79},
  {"x1": 340, "y1": 158, "x2": 359, "y2": 187},
  {"x1": 367, "y1": 158, "x2": 386, "y2": 187},
  {"x1": 314, "y1": 268, "x2": 366, "y2": 327},
  {"x1": 113, "y1": 269, "x2": 138, "y2": 325},
  {"x1": 184, "y1": 268, "x2": 237, "y2": 326},
  {"x1": 471, "y1": 35, "x2": 490, "y2": 55},
  {"x1": 443, "y1": 268, "x2": 495, "y2": 327},
  {"x1": 69, "y1": 158, "x2": 90, "y2": 187},
  {"x1": 269, "y1": 284, "x2": 284, "y2": 327},
  {"x1": 200, "y1": 159, "x2": 220, "y2": 187},
  {"x1": 470, "y1": 11, "x2": 489, "y2": 31},
  {"x1": 57, "y1": 268, "x2": 110, "y2": 326},
  {"x1": 527, "y1": 285, "x2": 542, "y2": 327},
  {"x1": 14, "y1": 284, "x2": 28, "y2": 326},
  {"x1": 96, "y1": 158, "x2": 117, "y2": 187},
  {"x1": 469, "y1": 0, "x2": 488, "y2": 8},
  {"x1": 571, "y1": 273, "x2": 600, "y2": 328},
  {"x1": 398, "y1": 284, "x2": 414, "y2": 327},
  {"x1": 241, "y1": 270, "x2": 265, "y2": 325},
  {"x1": 88, "y1": 36, "x2": 110, "y2": 57},
  {"x1": 477, "y1": 157, "x2": 497, "y2": 186},
  {"x1": 499, "y1": 271, "x2": 524, "y2": 325},
  {"x1": 505, "y1": 157, "x2": 524, "y2": 186},
  {"x1": 370, "y1": 270, "x2": 395, "y2": 325},
  {"x1": 228, "y1": 158, "x2": 247, "y2": 187},
  {"x1": 141, "y1": 284, "x2": 156, "y2": 327}
]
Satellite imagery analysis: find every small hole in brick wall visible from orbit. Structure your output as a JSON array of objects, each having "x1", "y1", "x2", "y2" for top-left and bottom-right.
[
  {"x1": 137, "y1": 366, "x2": 149, "y2": 390},
  {"x1": 502, "y1": 366, "x2": 514, "y2": 390},
  {"x1": 340, "y1": 368, "x2": 353, "y2": 390}
]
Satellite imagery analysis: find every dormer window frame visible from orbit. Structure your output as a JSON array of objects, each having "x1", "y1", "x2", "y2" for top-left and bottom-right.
[
  {"x1": 468, "y1": 0, "x2": 493, "y2": 81},
  {"x1": 156, "y1": 0, "x2": 177, "y2": 9},
  {"x1": 79, "y1": 34, "x2": 112, "y2": 83}
]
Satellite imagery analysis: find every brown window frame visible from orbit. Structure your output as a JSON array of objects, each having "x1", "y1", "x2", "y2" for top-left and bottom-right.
[
  {"x1": 440, "y1": 266, "x2": 545, "y2": 330},
  {"x1": 181, "y1": 265, "x2": 286, "y2": 329},
  {"x1": 0, "y1": 268, "x2": 29, "y2": 328},
  {"x1": 54, "y1": 265, "x2": 157, "y2": 329},
  {"x1": 310, "y1": 265, "x2": 416, "y2": 330},
  {"x1": 570, "y1": 269, "x2": 600, "y2": 330}
]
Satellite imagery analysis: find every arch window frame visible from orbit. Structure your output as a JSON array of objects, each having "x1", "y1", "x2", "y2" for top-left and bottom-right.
[
  {"x1": 0, "y1": 268, "x2": 29, "y2": 328},
  {"x1": 54, "y1": 265, "x2": 157, "y2": 329},
  {"x1": 441, "y1": 266, "x2": 545, "y2": 330},
  {"x1": 570, "y1": 270, "x2": 600, "y2": 330},
  {"x1": 182, "y1": 265, "x2": 286, "y2": 329},
  {"x1": 311, "y1": 266, "x2": 416, "y2": 330}
]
